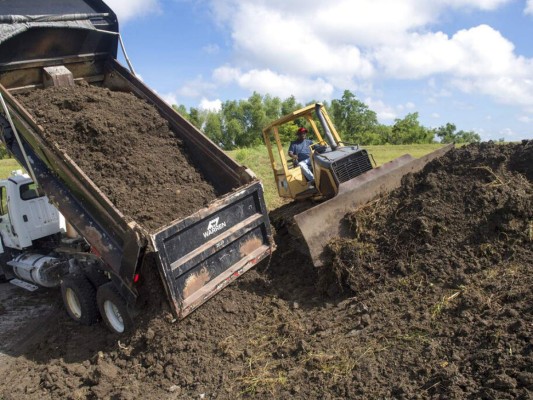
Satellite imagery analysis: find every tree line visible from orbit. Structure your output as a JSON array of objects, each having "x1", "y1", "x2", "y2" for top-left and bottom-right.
[{"x1": 172, "y1": 90, "x2": 480, "y2": 150}]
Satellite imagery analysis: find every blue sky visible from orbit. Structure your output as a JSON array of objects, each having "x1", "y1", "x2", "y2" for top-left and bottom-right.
[{"x1": 107, "y1": 0, "x2": 533, "y2": 141}]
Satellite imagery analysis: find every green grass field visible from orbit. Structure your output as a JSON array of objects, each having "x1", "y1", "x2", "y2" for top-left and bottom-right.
[
  {"x1": 227, "y1": 143, "x2": 447, "y2": 209},
  {"x1": 0, "y1": 158, "x2": 22, "y2": 179}
]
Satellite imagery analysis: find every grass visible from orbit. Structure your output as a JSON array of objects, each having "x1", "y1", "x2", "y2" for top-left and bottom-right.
[
  {"x1": 227, "y1": 143, "x2": 448, "y2": 210},
  {"x1": 0, "y1": 158, "x2": 22, "y2": 179},
  {"x1": 364, "y1": 144, "x2": 446, "y2": 165}
]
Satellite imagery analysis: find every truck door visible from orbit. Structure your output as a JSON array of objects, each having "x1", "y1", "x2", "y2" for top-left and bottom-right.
[
  {"x1": 0, "y1": 183, "x2": 18, "y2": 249},
  {"x1": 18, "y1": 181, "x2": 60, "y2": 240}
]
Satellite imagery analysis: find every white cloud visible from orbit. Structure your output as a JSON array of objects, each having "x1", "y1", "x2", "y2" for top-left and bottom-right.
[
  {"x1": 374, "y1": 25, "x2": 522, "y2": 79},
  {"x1": 214, "y1": 67, "x2": 334, "y2": 101},
  {"x1": 227, "y1": 3, "x2": 374, "y2": 78},
  {"x1": 500, "y1": 127, "x2": 518, "y2": 138},
  {"x1": 161, "y1": 92, "x2": 178, "y2": 105},
  {"x1": 364, "y1": 98, "x2": 397, "y2": 121},
  {"x1": 199, "y1": 98, "x2": 222, "y2": 112},
  {"x1": 104, "y1": 0, "x2": 161, "y2": 23},
  {"x1": 525, "y1": 0, "x2": 533, "y2": 15},
  {"x1": 441, "y1": 0, "x2": 510, "y2": 10},
  {"x1": 431, "y1": 112, "x2": 441, "y2": 118},
  {"x1": 518, "y1": 115, "x2": 532, "y2": 123},
  {"x1": 375, "y1": 25, "x2": 533, "y2": 108},
  {"x1": 196, "y1": 0, "x2": 533, "y2": 123},
  {"x1": 177, "y1": 76, "x2": 217, "y2": 98}
]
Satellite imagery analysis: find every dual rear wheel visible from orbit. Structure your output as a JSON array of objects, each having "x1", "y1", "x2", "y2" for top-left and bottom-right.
[{"x1": 60, "y1": 274, "x2": 134, "y2": 334}]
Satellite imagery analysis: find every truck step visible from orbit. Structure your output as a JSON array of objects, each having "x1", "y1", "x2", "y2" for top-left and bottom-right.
[{"x1": 9, "y1": 279, "x2": 39, "y2": 292}]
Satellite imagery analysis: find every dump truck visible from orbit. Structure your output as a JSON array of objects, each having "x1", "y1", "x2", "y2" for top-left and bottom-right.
[
  {"x1": 263, "y1": 103, "x2": 453, "y2": 266},
  {"x1": 0, "y1": 0, "x2": 273, "y2": 334}
]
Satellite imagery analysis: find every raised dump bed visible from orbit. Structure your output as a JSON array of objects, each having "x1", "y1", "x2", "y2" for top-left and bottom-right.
[{"x1": 0, "y1": 0, "x2": 273, "y2": 326}]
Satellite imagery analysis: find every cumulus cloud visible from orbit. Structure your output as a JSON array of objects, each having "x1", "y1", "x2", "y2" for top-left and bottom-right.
[
  {"x1": 199, "y1": 0, "x2": 533, "y2": 117},
  {"x1": 227, "y1": 3, "x2": 374, "y2": 78},
  {"x1": 364, "y1": 98, "x2": 397, "y2": 121},
  {"x1": 161, "y1": 92, "x2": 178, "y2": 105},
  {"x1": 104, "y1": 0, "x2": 161, "y2": 23},
  {"x1": 374, "y1": 25, "x2": 533, "y2": 108},
  {"x1": 440, "y1": 0, "x2": 511, "y2": 10},
  {"x1": 177, "y1": 76, "x2": 217, "y2": 98},
  {"x1": 199, "y1": 98, "x2": 222, "y2": 112},
  {"x1": 214, "y1": 67, "x2": 334, "y2": 101},
  {"x1": 525, "y1": 0, "x2": 533, "y2": 14}
]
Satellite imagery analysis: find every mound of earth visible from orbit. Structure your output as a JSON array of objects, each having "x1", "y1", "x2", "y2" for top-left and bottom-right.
[
  {"x1": 0, "y1": 142, "x2": 531, "y2": 400},
  {"x1": 321, "y1": 141, "x2": 533, "y2": 398},
  {"x1": 16, "y1": 83, "x2": 218, "y2": 232}
]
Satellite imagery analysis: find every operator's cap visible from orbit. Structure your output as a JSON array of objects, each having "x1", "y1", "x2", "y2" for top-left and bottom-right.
[{"x1": 297, "y1": 127, "x2": 308, "y2": 134}]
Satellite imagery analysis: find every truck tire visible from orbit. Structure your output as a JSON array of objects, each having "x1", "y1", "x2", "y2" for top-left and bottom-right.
[
  {"x1": 61, "y1": 274, "x2": 100, "y2": 325},
  {"x1": 97, "y1": 282, "x2": 134, "y2": 334},
  {"x1": 84, "y1": 267, "x2": 109, "y2": 289}
]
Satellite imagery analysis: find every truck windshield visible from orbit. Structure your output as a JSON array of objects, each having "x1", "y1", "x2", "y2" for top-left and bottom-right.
[{"x1": 20, "y1": 182, "x2": 42, "y2": 201}]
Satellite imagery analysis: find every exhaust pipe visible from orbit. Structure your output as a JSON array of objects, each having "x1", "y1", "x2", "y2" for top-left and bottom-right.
[{"x1": 315, "y1": 104, "x2": 337, "y2": 150}]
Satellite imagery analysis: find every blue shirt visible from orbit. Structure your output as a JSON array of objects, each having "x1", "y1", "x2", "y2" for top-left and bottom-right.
[{"x1": 289, "y1": 138, "x2": 313, "y2": 162}]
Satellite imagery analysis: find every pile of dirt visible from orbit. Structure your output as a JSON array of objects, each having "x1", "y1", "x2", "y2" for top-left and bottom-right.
[
  {"x1": 16, "y1": 83, "x2": 218, "y2": 231},
  {"x1": 323, "y1": 141, "x2": 532, "y2": 292},
  {"x1": 320, "y1": 141, "x2": 533, "y2": 398},
  {"x1": 0, "y1": 142, "x2": 531, "y2": 399}
]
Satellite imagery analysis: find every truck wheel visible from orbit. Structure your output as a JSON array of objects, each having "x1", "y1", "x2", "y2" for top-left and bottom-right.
[
  {"x1": 97, "y1": 282, "x2": 134, "y2": 334},
  {"x1": 61, "y1": 274, "x2": 100, "y2": 325}
]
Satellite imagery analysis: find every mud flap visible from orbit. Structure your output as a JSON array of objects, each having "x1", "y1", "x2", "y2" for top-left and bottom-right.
[{"x1": 294, "y1": 144, "x2": 454, "y2": 267}]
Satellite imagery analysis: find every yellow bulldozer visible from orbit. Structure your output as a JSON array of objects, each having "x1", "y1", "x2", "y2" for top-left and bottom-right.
[{"x1": 262, "y1": 103, "x2": 453, "y2": 266}]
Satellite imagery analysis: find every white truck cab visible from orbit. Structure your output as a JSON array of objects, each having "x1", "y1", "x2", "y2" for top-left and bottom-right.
[{"x1": 0, "y1": 170, "x2": 61, "y2": 253}]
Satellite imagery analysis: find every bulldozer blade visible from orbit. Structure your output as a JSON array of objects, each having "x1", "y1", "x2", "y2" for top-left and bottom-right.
[{"x1": 293, "y1": 144, "x2": 454, "y2": 267}]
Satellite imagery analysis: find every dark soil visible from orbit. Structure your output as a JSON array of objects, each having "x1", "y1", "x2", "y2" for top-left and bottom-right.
[
  {"x1": 0, "y1": 142, "x2": 531, "y2": 399},
  {"x1": 16, "y1": 83, "x2": 218, "y2": 232}
]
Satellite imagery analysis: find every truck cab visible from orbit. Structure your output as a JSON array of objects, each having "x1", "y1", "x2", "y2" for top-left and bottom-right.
[{"x1": 0, "y1": 171, "x2": 61, "y2": 252}]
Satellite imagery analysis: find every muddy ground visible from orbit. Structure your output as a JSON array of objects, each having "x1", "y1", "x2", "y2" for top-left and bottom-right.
[
  {"x1": 16, "y1": 83, "x2": 218, "y2": 232},
  {"x1": 0, "y1": 142, "x2": 531, "y2": 399}
]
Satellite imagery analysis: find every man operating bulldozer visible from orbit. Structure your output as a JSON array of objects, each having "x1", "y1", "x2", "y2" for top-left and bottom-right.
[{"x1": 288, "y1": 127, "x2": 314, "y2": 183}]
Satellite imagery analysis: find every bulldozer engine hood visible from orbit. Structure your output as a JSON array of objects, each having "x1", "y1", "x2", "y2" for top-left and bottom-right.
[{"x1": 314, "y1": 147, "x2": 373, "y2": 185}]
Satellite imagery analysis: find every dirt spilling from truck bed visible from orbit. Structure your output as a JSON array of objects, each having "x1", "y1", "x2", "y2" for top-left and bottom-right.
[
  {"x1": 15, "y1": 83, "x2": 218, "y2": 232},
  {"x1": 1, "y1": 142, "x2": 532, "y2": 399}
]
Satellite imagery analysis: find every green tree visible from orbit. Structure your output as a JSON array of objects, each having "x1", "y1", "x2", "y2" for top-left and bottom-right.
[
  {"x1": 172, "y1": 104, "x2": 189, "y2": 119},
  {"x1": 263, "y1": 95, "x2": 282, "y2": 122},
  {"x1": 436, "y1": 123, "x2": 480, "y2": 143},
  {"x1": 435, "y1": 123, "x2": 456, "y2": 143},
  {"x1": 188, "y1": 107, "x2": 207, "y2": 130},
  {"x1": 330, "y1": 90, "x2": 379, "y2": 143},
  {"x1": 390, "y1": 112, "x2": 434, "y2": 144},
  {"x1": 274, "y1": 96, "x2": 303, "y2": 143},
  {"x1": 203, "y1": 112, "x2": 223, "y2": 146},
  {"x1": 236, "y1": 92, "x2": 266, "y2": 147}
]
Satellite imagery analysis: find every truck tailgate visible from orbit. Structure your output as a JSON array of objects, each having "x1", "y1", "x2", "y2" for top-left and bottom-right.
[{"x1": 151, "y1": 181, "x2": 273, "y2": 318}]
